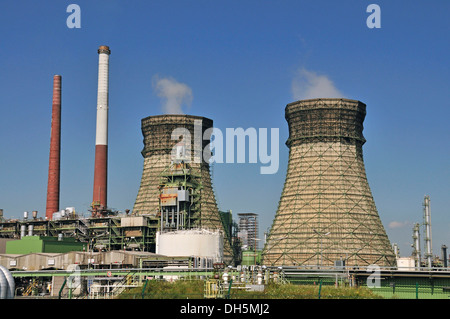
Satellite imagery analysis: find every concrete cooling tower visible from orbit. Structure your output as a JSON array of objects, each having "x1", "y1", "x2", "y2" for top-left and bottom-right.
[
  {"x1": 262, "y1": 98, "x2": 396, "y2": 268},
  {"x1": 133, "y1": 114, "x2": 233, "y2": 263}
]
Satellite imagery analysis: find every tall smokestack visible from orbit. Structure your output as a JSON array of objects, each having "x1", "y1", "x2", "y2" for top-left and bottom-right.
[
  {"x1": 45, "y1": 75, "x2": 62, "y2": 220},
  {"x1": 92, "y1": 45, "x2": 111, "y2": 213}
]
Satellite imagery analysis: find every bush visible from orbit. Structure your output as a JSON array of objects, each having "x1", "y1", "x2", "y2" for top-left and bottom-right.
[
  {"x1": 120, "y1": 279, "x2": 204, "y2": 299},
  {"x1": 230, "y1": 282, "x2": 382, "y2": 299},
  {"x1": 119, "y1": 279, "x2": 382, "y2": 299}
]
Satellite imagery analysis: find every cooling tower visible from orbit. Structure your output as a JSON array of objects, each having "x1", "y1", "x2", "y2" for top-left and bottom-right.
[
  {"x1": 262, "y1": 98, "x2": 395, "y2": 267},
  {"x1": 133, "y1": 114, "x2": 233, "y2": 263}
]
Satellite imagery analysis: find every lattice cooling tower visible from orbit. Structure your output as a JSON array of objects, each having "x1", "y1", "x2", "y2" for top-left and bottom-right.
[
  {"x1": 133, "y1": 114, "x2": 233, "y2": 262},
  {"x1": 262, "y1": 98, "x2": 395, "y2": 267}
]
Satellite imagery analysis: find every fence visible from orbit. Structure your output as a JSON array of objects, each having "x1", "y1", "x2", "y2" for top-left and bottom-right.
[
  {"x1": 357, "y1": 274, "x2": 450, "y2": 299},
  {"x1": 279, "y1": 266, "x2": 450, "y2": 299}
]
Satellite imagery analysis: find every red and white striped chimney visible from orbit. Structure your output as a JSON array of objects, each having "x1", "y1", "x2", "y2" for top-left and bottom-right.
[
  {"x1": 45, "y1": 75, "x2": 62, "y2": 220},
  {"x1": 92, "y1": 45, "x2": 111, "y2": 212}
]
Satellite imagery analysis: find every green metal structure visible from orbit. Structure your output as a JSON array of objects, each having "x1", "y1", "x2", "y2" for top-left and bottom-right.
[{"x1": 6, "y1": 236, "x2": 86, "y2": 254}]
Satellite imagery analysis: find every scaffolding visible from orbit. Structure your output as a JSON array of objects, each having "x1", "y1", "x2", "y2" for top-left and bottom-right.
[
  {"x1": 238, "y1": 213, "x2": 259, "y2": 250},
  {"x1": 0, "y1": 214, "x2": 159, "y2": 253},
  {"x1": 158, "y1": 160, "x2": 203, "y2": 231},
  {"x1": 262, "y1": 98, "x2": 396, "y2": 268},
  {"x1": 132, "y1": 114, "x2": 234, "y2": 263}
]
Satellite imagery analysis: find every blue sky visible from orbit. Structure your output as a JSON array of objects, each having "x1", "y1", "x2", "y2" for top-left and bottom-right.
[{"x1": 0, "y1": 1, "x2": 448, "y2": 258}]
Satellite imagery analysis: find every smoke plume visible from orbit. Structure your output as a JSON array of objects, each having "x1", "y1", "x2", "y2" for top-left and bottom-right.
[
  {"x1": 153, "y1": 76, "x2": 193, "y2": 114},
  {"x1": 388, "y1": 220, "x2": 411, "y2": 229},
  {"x1": 291, "y1": 68, "x2": 344, "y2": 100}
]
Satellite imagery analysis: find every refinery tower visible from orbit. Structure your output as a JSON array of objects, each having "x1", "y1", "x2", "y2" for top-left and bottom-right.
[{"x1": 262, "y1": 98, "x2": 396, "y2": 267}]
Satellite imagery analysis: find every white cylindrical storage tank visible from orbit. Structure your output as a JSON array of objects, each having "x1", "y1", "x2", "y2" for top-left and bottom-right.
[
  {"x1": 27, "y1": 225, "x2": 33, "y2": 236},
  {"x1": 20, "y1": 225, "x2": 26, "y2": 238},
  {"x1": 0, "y1": 266, "x2": 15, "y2": 299},
  {"x1": 52, "y1": 212, "x2": 62, "y2": 220},
  {"x1": 156, "y1": 229, "x2": 224, "y2": 263},
  {"x1": 23, "y1": 211, "x2": 28, "y2": 220}
]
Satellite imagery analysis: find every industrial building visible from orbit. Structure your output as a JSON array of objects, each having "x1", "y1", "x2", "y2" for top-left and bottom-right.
[
  {"x1": 237, "y1": 213, "x2": 259, "y2": 250},
  {"x1": 0, "y1": 211, "x2": 158, "y2": 252}
]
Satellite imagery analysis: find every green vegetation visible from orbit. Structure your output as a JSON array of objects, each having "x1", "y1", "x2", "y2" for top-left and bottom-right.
[
  {"x1": 119, "y1": 280, "x2": 382, "y2": 299},
  {"x1": 232, "y1": 282, "x2": 382, "y2": 299},
  {"x1": 120, "y1": 280, "x2": 205, "y2": 299}
]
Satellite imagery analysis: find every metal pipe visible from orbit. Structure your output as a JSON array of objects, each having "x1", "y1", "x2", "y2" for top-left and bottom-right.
[
  {"x1": 393, "y1": 243, "x2": 399, "y2": 258},
  {"x1": 28, "y1": 224, "x2": 33, "y2": 237},
  {"x1": 20, "y1": 225, "x2": 26, "y2": 238},
  {"x1": 176, "y1": 198, "x2": 180, "y2": 230},
  {"x1": 46, "y1": 75, "x2": 62, "y2": 220},
  {"x1": 170, "y1": 207, "x2": 175, "y2": 227},
  {"x1": 164, "y1": 209, "x2": 169, "y2": 228},
  {"x1": 441, "y1": 245, "x2": 448, "y2": 268},
  {"x1": 413, "y1": 223, "x2": 421, "y2": 270},
  {"x1": 92, "y1": 46, "x2": 111, "y2": 212},
  {"x1": 0, "y1": 267, "x2": 6, "y2": 299},
  {"x1": 160, "y1": 206, "x2": 164, "y2": 232},
  {"x1": 0, "y1": 266, "x2": 15, "y2": 299}
]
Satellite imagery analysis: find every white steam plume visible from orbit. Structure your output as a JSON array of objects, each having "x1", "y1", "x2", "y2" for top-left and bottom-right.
[
  {"x1": 153, "y1": 76, "x2": 193, "y2": 114},
  {"x1": 291, "y1": 68, "x2": 344, "y2": 100},
  {"x1": 388, "y1": 221, "x2": 411, "y2": 229}
]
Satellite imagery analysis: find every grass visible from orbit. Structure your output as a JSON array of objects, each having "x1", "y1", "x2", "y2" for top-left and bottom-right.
[{"x1": 118, "y1": 279, "x2": 383, "y2": 299}]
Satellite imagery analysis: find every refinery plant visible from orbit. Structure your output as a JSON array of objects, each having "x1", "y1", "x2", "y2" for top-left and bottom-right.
[{"x1": 0, "y1": 45, "x2": 449, "y2": 300}]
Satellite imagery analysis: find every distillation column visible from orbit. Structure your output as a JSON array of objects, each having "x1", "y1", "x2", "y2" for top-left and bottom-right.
[
  {"x1": 412, "y1": 223, "x2": 421, "y2": 269},
  {"x1": 423, "y1": 195, "x2": 433, "y2": 268}
]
